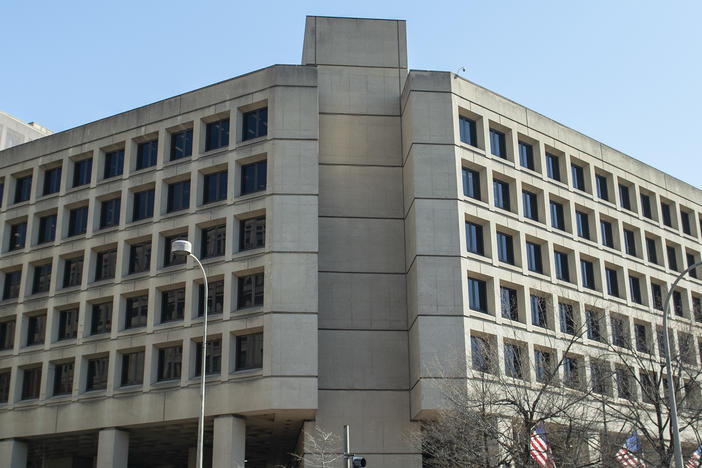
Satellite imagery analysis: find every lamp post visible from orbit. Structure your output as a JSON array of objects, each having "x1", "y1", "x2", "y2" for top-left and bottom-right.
[
  {"x1": 172, "y1": 240, "x2": 209, "y2": 468},
  {"x1": 662, "y1": 260, "x2": 702, "y2": 468}
]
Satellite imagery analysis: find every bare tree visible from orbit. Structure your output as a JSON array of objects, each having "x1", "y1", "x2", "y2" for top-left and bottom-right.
[{"x1": 286, "y1": 425, "x2": 344, "y2": 468}]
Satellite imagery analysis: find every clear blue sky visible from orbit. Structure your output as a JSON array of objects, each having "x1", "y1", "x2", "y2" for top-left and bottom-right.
[{"x1": 2, "y1": 1, "x2": 700, "y2": 188}]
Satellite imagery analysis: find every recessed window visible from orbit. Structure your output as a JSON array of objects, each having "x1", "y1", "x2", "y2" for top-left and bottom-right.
[
  {"x1": 465, "y1": 221, "x2": 484, "y2": 256},
  {"x1": 206, "y1": 118, "x2": 230, "y2": 151},
  {"x1": 493, "y1": 180, "x2": 510, "y2": 211},
  {"x1": 618, "y1": 184, "x2": 631, "y2": 211},
  {"x1": 554, "y1": 250, "x2": 570, "y2": 282},
  {"x1": 687, "y1": 253, "x2": 697, "y2": 279},
  {"x1": 462, "y1": 167, "x2": 480, "y2": 200},
  {"x1": 100, "y1": 197, "x2": 121, "y2": 229},
  {"x1": 43, "y1": 166, "x2": 62, "y2": 195},
  {"x1": 496, "y1": 231, "x2": 514, "y2": 265},
  {"x1": 504, "y1": 343, "x2": 524, "y2": 379},
  {"x1": 9, "y1": 222, "x2": 27, "y2": 251},
  {"x1": 237, "y1": 272, "x2": 264, "y2": 309},
  {"x1": 530, "y1": 295, "x2": 547, "y2": 328},
  {"x1": 33, "y1": 263, "x2": 52, "y2": 294},
  {"x1": 170, "y1": 129, "x2": 193, "y2": 161},
  {"x1": 605, "y1": 268, "x2": 619, "y2": 297},
  {"x1": 586, "y1": 310, "x2": 602, "y2": 341},
  {"x1": 518, "y1": 141, "x2": 534, "y2": 170},
  {"x1": 661, "y1": 202, "x2": 672, "y2": 227},
  {"x1": 68, "y1": 206, "x2": 89, "y2": 237},
  {"x1": 73, "y1": 158, "x2": 92, "y2": 187},
  {"x1": 595, "y1": 174, "x2": 608, "y2": 201},
  {"x1": 575, "y1": 211, "x2": 590, "y2": 240},
  {"x1": 681, "y1": 210, "x2": 692, "y2": 235},
  {"x1": 629, "y1": 275, "x2": 642, "y2": 304},
  {"x1": 611, "y1": 316, "x2": 628, "y2": 348},
  {"x1": 522, "y1": 190, "x2": 538, "y2": 221},
  {"x1": 459, "y1": 116, "x2": 477, "y2": 147},
  {"x1": 53, "y1": 361, "x2": 74, "y2": 396},
  {"x1": 164, "y1": 233, "x2": 188, "y2": 267},
  {"x1": 95, "y1": 248, "x2": 117, "y2": 281},
  {"x1": 157, "y1": 345, "x2": 182, "y2": 381},
  {"x1": 240, "y1": 216, "x2": 266, "y2": 251},
  {"x1": 673, "y1": 290, "x2": 683, "y2": 317},
  {"x1": 489, "y1": 129, "x2": 506, "y2": 159},
  {"x1": 550, "y1": 201, "x2": 565, "y2": 231},
  {"x1": 57, "y1": 308, "x2": 78, "y2": 341},
  {"x1": 121, "y1": 350, "x2": 144, "y2": 386},
  {"x1": 63, "y1": 257, "x2": 83, "y2": 288},
  {"x1": 125, "y1": 295, "x2": 148, "y2": 329},
  {"x1": 129, "y1": 241, "x2": 151, "y2": 274},
  {"x1": 0, "y1": 370, "x2": 10, "y2": 403},
  {"x1": 545, "y1": 153, "x2": 560, "y2": 181},
  {"x1": 616, "y1": 367, "x2": 632, "y2": 400},
  {"x1": 468, "y1": 277, "x2": 487, "y2": 313},
  {"x1": 136, "y1": 139, "x2": 158, "y2": 170},
  {"x1": 471, "y1": 335, "x2": 492, "y2": 373},
  {"x1": 571, "y1": 164, "x2": 585, "y2": 191},
  {"x1": 646, "y1": 237, "x2": 658, "y2": 264},
  {"x1": 500, "y1": 286, "x2": 518, "y2": 320},
  {"x1": 21, "y1": 367, "x2": 41, "y2": 400},
  {"x1": 559, "y1": 303, "x2": 576, "y2": 335},
  {"x1": 0, "y1": 180, "x2": 4, "y2": 208},
  {"x1": 203, "y1": 170, "x2": 228, "y2": 204},
  {"x1": 26, "y1": 314, "x2": 46, "y2": 346},
  {"x1": 525, "y1": 241, "x2": 542, "y2": 274},
  {"x1": 3, "y1": 270, "x2": 21, "y2": 300},
  {"x1": 241, "y1": 160, "x2": 267, "y2": 195},
  {"x1": 600, "y1": 220, "x2": 614, "y2": 248},
  {"x1": 640, "y1": 193, "x2": 652, "y2": 219},
  {"x1": 86, "y1": 356, "x2": 108, "y2": 391},
  {"x1": 242, "y1": 108, "x2": 267, "y2": 141},
  {"x1": 534, "y1": 349, "x2": 551, "y2": 382},
  {"x1": 199, "y1": 280, "x2": 224, "y2": 317},
  {"x1": 104, "y1": 149, "x2": 124, "y2": 179},
  {"x1": 667, "y1": 245, "x2": 679, "y2": 271},
  {"x1": 133, "y1": 189, "x2": 155, "y2": 221},
  {"x1": 623, "y1": 229, "x2": 636, "y2": 256},
  {"x1": 91, "y1": 301, "x2": 112, "y2": 335},
  {"x1": 14, "y1": 175, "x2": 32, "y2": 203},
  {"x1": 580, "y1": 259, "x2": 595, "y2": 290},
  {"x1": 167, "y1": 180, "x2": 191, "y2": 212},
  {"x1": 195, "y1": 339, "x2": 222, "y2": 376},
  {"x1": 235, "y1": 332, "x2": 263, "y2": 371},
  {"x1": 591, "y1": 360, "x2": 609, "y2": 395},
  {"x1": 651, "y1": 282, "x2": 663, "y2": 310},
  {"x1": 0, "y1": 319, "x2": 15, "y2": 350},
  {"x1": 161, "y1": 288, "x2": 185, "y2": 323},
  {"x1": 38, "y1": 214, "x2": 57, "y2": 244},
  {"x1": 201, "y1": 224, "x2": 226, "y2": 258}
]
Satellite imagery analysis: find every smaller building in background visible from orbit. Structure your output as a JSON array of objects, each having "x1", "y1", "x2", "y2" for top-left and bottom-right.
[{"x1": 0, "y1": 111, "x2": 52, "y2": 150}]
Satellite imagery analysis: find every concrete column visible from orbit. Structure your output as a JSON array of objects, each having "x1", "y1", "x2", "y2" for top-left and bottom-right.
[
  {"x1": 96, "y1": 428, "x2": 129, "y2": 468},
  {"x1": 213, "y1": 415, "x2": 245, "y2": 468},
  {"x1": 0, "y1": 439, "x2": 27, "y2": 468}
]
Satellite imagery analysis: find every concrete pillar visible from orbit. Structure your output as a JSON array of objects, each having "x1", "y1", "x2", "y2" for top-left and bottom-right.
[
  {"x1": 213, "y1": 415, "x2": 245, "y2": 468},
  {"x1": 0, "y1": 439, "x2": 27, "y2": 468},
  {"x1": 96, "y1": 428, "x2": 129, "y2": 468}
]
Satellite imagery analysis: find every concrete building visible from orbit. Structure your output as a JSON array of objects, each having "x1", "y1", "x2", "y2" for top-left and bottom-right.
[
  {"x1": 0, "y1": 111, "x2": 52, "y2": 150},
  {"x1": 0, "y1": 15, "x2": 701, "y2": 468}
]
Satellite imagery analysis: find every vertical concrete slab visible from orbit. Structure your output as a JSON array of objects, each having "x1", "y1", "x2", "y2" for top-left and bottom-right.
[
  {"x1": 0, "y1": 439, "x2": 27, "y2": 468},
  {"x1": 96, "y1": 428, "x2": 129, "y2": 468},
  {"x1": 213, "y1": 415, "x2": 245, "y2": 468}
]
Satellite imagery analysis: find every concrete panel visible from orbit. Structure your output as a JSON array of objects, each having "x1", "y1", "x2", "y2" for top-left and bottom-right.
[
  {"x1": 318, "y1": 272, "x2": 406, "y2": 330},
  {"x1": 268, "y1": 253, "x2": 318, "y2": 313},
  {"x1": 318, "y1": 330, "x2": 408, "y2": 389},
  {"x1": 403, "y1": 145, "x2": 460, "y2": 206},
  {"x1": 318, "y1": 114, "x2": 402, "y2": 166},
  {"x1": 407, "y1": 256, "x2": 465, "y2": 324},
  {"x1": 96, "y1": 428, "x2": 129, "y2": 468},
  {"x1": 409, "y1": 315, "x2": 467, "y2": 387},
  {"x1": 318, "y1": 165, "x2": 403, "y2": 218},
  {"x1": 268, "y1": 195, "x2": 318, "y2": 252},
  {"x1": 318, "y1": 218, "x2": 405, "y2": 273},
  {"x1": 403, "y1": 90, "x2": 454, "y2": 146},
  {"x1": 269, "y1": 86, "x2": 318, "y2": 141},
  {"x1": 213, "y1": 415, "x2": 245, "y2": 468},
  {"x1": 407, "y1": 199, "x2": 462, "y2": 261},
  {"x1": 317, "y1": 66, "x2": 402, "y2": 115},
  {"x1": 266, "y1": 313, "x2": 317, "y2": 375},
  {"x1": 269, "y1": 140, "x2": 319, "y2": 196}
]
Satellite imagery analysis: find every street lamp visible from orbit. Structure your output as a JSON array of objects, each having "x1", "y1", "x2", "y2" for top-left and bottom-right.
[
  {"x1": 172, "y1": 240, "x2": 209, "y2": 468},
  {"x1": 662, "y1": 260, "x2": 702, "y2": 468}
]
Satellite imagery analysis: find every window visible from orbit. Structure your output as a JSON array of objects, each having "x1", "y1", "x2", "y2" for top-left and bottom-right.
[
  {"x1": 167, "y1": 180, "x2": 190, "y2": 212},
  {"x1": 100, "y1": 197, "x2": 121, "y2": 229},
  {"x1": 616, "y1": 367, "x2": 632, "y2": 400},
  {"x1": 125, "y1": 295, "x2": 148, "y2": 329},
  {"x1": 73, "y1": 158, "x2": 92, "y2": 187},
  {"x1": 57, "y1": 308, "x2": 78, "y2": 341},
  {"x1": 195, "y1": 339, "x2": 222, "y2": 376},
  {"x1": 554, "y1": 251, "x2": 570, "y2": 282},
  {"x1": 68, "y1": 206, "x2": 88, "y2": 236},
  {"x1": 661, "y1": 202, "x2": 672, "y2": 227},
  {"x1": 605, "y1": 268, "x2": 619, "y2": 297},
  {"x1": 646, "y1": 238, "x2": 658, "y2": 264},
  {"x1": 21, "y1": 367, "x2": 41, "y2": 400},
  {"x1": 243, "y1": 108, "x2": 268, "y2": 141},
  {"x1": 0, "y1": 370, "x2": 10, "y2": 403},
  {"x1": 199, "y1": 280, "x2": 224, "y2": 317},
  {"x1": 591, "y1": 361, "x2": 609, "y2": 395},
  {"x1": 240, "y1": 216, "x2": 266, "y2": 251},
  {"x1": 170, "y1": 129, "x2": 193, "y2": 160},
  {"x1": 504, "y1": 343, "x2": 523, "y2": 379},
  {"x1": 136, "y1": 140, "x2": 158, "y2": 170},
  {"x1": 571, "y1": 164, "x2": 585, "y2": 191},
  {"x1": 611, "y1": 316, "x2": 628, "y2": 348},
  {"x1": 471, "y1": 335, "x2": 491, "y2": 372},
  {"x1": 530, "y1": 295, "x2": 547, "y2": 328},
  {"x1": 468, "y1": 277, "x2": 488, "y2": 313},
  {"x1": 629, "y1": 276, "x2": 642, "y2": 304},
  {"x1": 623, "y1": 229, "x2": 636, "y2": 256},
  {"x1": 203, "y1": 170, "x2": 228, "y2": 204},
  {"x1": 563, "y1": 356, "x2": 580, "y2": 389},
  {"x1": 600, "y1": 220, "x2": 614, "y2": 248},
  {"x1": 63, "y1": 257, "x2": 83, "y2": 288},
  {"x1": 586, "y1": 310, "x2": 601, "y2": 341},
  {"x1": 465, "y1": 221, "x2": 484, "y2": 256},
  {"x1": 206, "y1": 118, "x2": 230, "y2": 150},
  {"x1": 489, "y1": 129, "x2": 506, "y2": 158},
  {"x1": 545, "y1": 153, "x2": 560, "y2": 181},
  {"x1": 462, "y1": 167, "x2": 480, "y2": 200},
  {"x1": 0, "y1": 181, "x2": 3, "y2": 207},
  {"x1": 201, "y1": 224, "x2": 226, "y2": 258},
  {"x1": 575, "y1": 211, "x2": 590, "y2": 240},
  {"x1": 550, "y1": 201, "x2": 565, "y2": 231},
  {"x1": 640, "y1": 371, "x2": 655, "y2": 404},
  {"x1": 95, "y1": 248, "x2": 117, "y2": 281},
  {"x1": 26, "y1": 314, "x2": 46, "y2": 346},
  {"x1": 559, "y1": 303, "x2": 575, "y2": 335},
  {"x1": 618, "y1": 184, "x2": 631, "y2": 211},
  {"x1": 522, "y1": 190, "x2": 538, "y2": 221},
  {"x1": 38, "y1": 214, "x2": 57, "y2": 244},
  {"x1": 238, "y1": 273, "x2": 264, "y2": 309},
  {"x1": 595, "y1": 174, "x2": 608, "y2": 201},
  {"x1": 667, "y1": 245, "x2": 678, "y2": 271},
  {"x1": 635, "y1": 324, "x2": 649, "y2": 353},
  {"x1": 43, "y1": 166, "x2": 62, "y2": 195},
  {"x1": 3, "y1": 270, "x2": 21, "y2": 300},
  {"x1": 14, "y1": 175, "x2": 32, "y2": 203},
  {"x1": 164, "y1": 233, "x2": 188, "y2": 267},
  {"x1": 121, "y1": 350, "x2": 144, "y2": 386},
  {"x1": 236, "y1": 332, "x2": 263, "y2": 371},
  {"x1": 9, "y1": 222, "x2": 27, "y2": 251},
  {"x1": 493, "y1": 180, "x2": 510, "y2": 211},
  {"x1": 86, "y1": 356, "x2": 108, "y2": 391},
  {"x1": 33, "y1": 263, "x2": 52, "y2": 294},
  {"x1": 688, "y1": 253, "x2": 698, "y2": 279},
  {"x1": 534, "y1": 349, "x2": 551, "y2": 382},
  {"x1": 496, "y1": 232, "x2": 514, "y2": 265},
  {"x1": 580, "y1": 260, "x2": 595, "y2": 290},
  {"x1": 651, "y1": 283, "x2": 663, "y2": 310},
  {"x1": 459, "y1": 116, "x2": 477, "y2": 147},
  {"x1": 161, "y1": 288, "x2": 185, "y2": 323},
  {"x1": 640, "y1": 193, "x2": 652, "y2": 219},
  {"x1": 673, "y1": 290, "x2": 683, "y2": 317},
  {"x1": 518, "y1": 141, "x2": 534, "y2": 170},
  {"x1": 681, "y1": 211, "x2": 691, "y2": 235},
  {"x1": 157, "y1": 345, "x2": 182, "y2": 381},
  {"x1": 129, "y1": 241, "x2": 151, "y2": 274},
  {"x1": 526, "y1": 242, "x2": 542, "y2": 274},
  {"x1": 500, "y1": 286, "x2": 518, "y2": 320},
  {"x1": 241, "y1": 160, "x2": 267, "y2": 195},
  {"x1": 53, "y1": 361, "x2": 74, "y2": 395},
  {"x1": 133, "y1": 189, "x2": 155, "y2": 221},
  {"x1": 0, "y1": 319, "x2": 14, "y2": 350},
  {"x1": 694, "y1": 296, "x2": 702, "y2": 322},
  {"x1": 104, "y1": 149, "x2": 124, "y2": 179},
  {"x1": 91, "y1": 302, "x2": 112, "y2": 335}
]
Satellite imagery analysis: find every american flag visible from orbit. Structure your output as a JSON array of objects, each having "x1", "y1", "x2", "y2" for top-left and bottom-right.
[
  {"x1": 615, "y1": 432, "x2": 646, "y2": 467},
  {"x1": 530, "y1": 423, "x2": 557, "y2": 468},
  {"x1": 686, "y1": 444, "x2": 702, "y2": 468}
]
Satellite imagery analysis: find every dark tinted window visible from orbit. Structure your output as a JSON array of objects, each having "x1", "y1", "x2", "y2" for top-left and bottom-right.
[
  {"x1": 468, "y1": 277, "x2": 487, "y2": 313},
  {"x1": 170, "y1": 129, "x2": 193, "y2": 161},
  {"x1": 161, "y1": 289, "x2": 185, "y2": 323},
  {"x1": 33, "y1": 263, "x2": 52, "y2": 294},
  {"x1": 157, "y1": 345, "x2": 182, "y2": 381},
  {"x1": 595, "y1": 174, "x2": 608, "y2": 201},
  {"x1": 459, "y1": 116, "x2": 477, "y2": 147},
  {"x1": 600, "y1": 221, "x2": 614, "y2": 248},
  {"x1": 21, "y1": 367, "x2": 41, "y2": 400},
  {"x1": 57, "y1": 308, "x2": 78, "y2": 340},
  {"x1": 136, "y1": 140, "x2": 158, "y2": 170},
  {"x1": 129, "y1": 242, "x2": 151, "y2": 274},
  {"x1": 68, "y1": 206, "x2": 89, "y2": 236},
  {"x1": 575, "y1": 211, "x2": 589, "y2": 240},
  {"x1": 203, "y1": 171, "x2": 227, "y2": 204},
  {"x1": 554, "y1": 251, "x2": 569, "y2": 282},
  {"x1": 121, "y1": 351, "x2": 144, "y2": 386},
  {"x1": 3, "y1": 270, "x2": 21, "y2": 300},
  {"x1": 465, "y1": 222, "x2": 484, "y2": 256},
  {"x1": 104, "y1": 149, "x2": 124, "y2": 179},
  {"x1": 522, "y1": 191, "x2": 538, "y2": 221},
  {"x1": 619, "y1": 184, "x2": 631, "y2": 211},
  {"x1": 623, "y1": 229, "x2": 636, "y2": 256},
  {"x1": 201, "y1": 225, "x2": 226, "y2": 258},
  {"x1": 235, "y1": 333, "x2": 263, "y2": 371},
  {"x1": 14, "y1": 175, "x2": 32, "y2": 203},
  {"x1": 63, "y1": 257, "x2": 83, "y2": 288},
  {"x1": 53, "y1": 361, "x2": 74, "y2": 395},
  {"x1": 0, "y1": 319, "x2": 15, "y2": 350},
  {"x1": 91, "y1": 302, "x2": 112, "y2": 335},
  {"x1": 195, "y1": 339, "x2": 222, "y2": 376},
  {"x1": 581, "y1": 260, "x2": 595, "y2": 290},
  {"x1": 240, "y1": 217, "x2": 266, "y2": 251},
  {"x1": 9, "y1": 222, "x2": 26, "y2": 251},
  {"x1": 462, "y1": 167, "x2": 480, "y2": 200},
  {"x1": 27, "y1": 314, "x2": 46, "y2": 346},
  {"x1": 640, "y1": 194, "x2": 652, "y2": 219},
  {"x1": 519, "y1": 142, "x2": 534, "y2": 170},
  {"x1": 167, "y1": 180, "x2": 190, "y2": 212},
  {"x1": 661, "y1": 202, "x2": 672, "y2": 227},
  {"x1": 571, "y1": 164, "x2": 585, "y2": 191},
  {"x1": 526, "y1": 242, "x2": 542, "y2": 274},
  {"x1": 95, "y1": 248, "x2": 117, "y2": 281},
  {"x1": 605, "y1": 268, "x2": 619, "y2": 297},
  {"x1": 493, "y1": 180, "x2": 510, "y2": 211},
  {"x1": 559, "y1": 303, "x2": 575, "y2": 335},
  {"x1": 629, "y1": 276, "x2": 642, "y2": 304},
  {"x1": 496, "y1": 232, "x2": 514, "y2": 265},
  {"x1": 100, "y1": 198, "x2": 121, "y2": 229},
  {"x1": 500, "y1": 287, "x2": 518, "y2": 320},
  {"x1": 38, "y1": 215, "x2": 57, "y2": 244},
  {"x1": 241, "y1": 161, "x2": 267, "y2": 195},
  {"x1": 242, "y1": 109, "x2": 267, "y2": 141},
  {"x1": 489, "y1": 129, "x2": 506, "y2": 158},
  {"x1": 206, "y1": 118, "x2": 230, "y2": 151},
  {"x1": 73, "y1": 159, "x2": 92, "y2": 187},
  {"x1": 199, "y1": 280, "x2": 224, "y2": 317},
  {"x1": 133, "y1": 189, "x2": 155, "y2": 221},
  {"x1": 125, "y1": 295, "x2": 148, "y2": 329},
  {"x1": 550, "y1": 201, "x2": 565, "y2": 231},
  {"x1": 238, "y1": 273, "x2": 264, "y2": 309},
  {"x1": 545, "y1": 153, "x2": 560, "y2": 181},
  {"x1": 43, "y1": 167, "x2": 62, "y2": 195},
  {"x1": 86, "y1": 356, "x2": 108, "y2": 391}
]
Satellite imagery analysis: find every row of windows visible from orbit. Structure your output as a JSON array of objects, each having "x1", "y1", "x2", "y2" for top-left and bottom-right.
[
  {"x1": 458, "y1": 114, "x2": 702, "y2": 240},
  {"x1": 4, "y1": 160, "x2": 266, "y2": 252},
  {"x1": 0, "y1": 107, "x2": 267, "y2": 209},
  {"x1": 0, "y1": 331, "x2": 263, "y2": 403}
]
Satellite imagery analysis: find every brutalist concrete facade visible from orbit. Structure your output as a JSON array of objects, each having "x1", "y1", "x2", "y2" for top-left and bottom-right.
[
  {"x1": 1, "y1": 15, "x2": 701, "y2": 468},
  {"x1": 0, "y1": 111, "x2": 52, "y2": 151}
]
